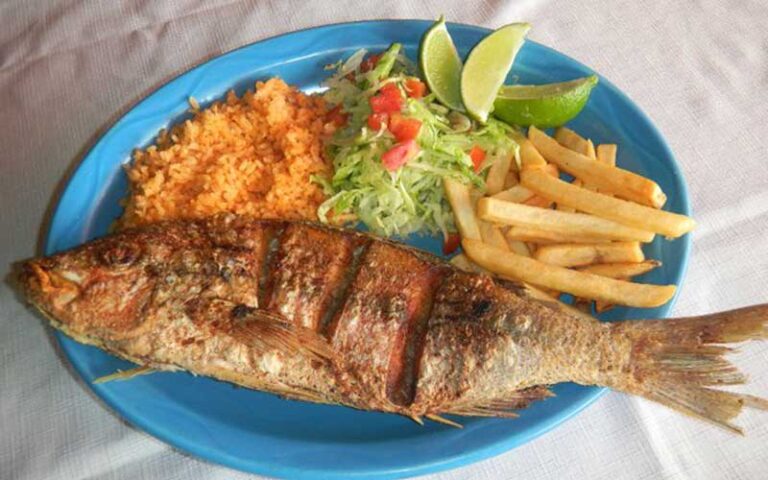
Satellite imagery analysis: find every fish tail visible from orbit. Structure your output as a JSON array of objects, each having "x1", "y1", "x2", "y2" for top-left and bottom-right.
[{"x1": 609, "y1": 304, "x2": 768, "y2": 434}]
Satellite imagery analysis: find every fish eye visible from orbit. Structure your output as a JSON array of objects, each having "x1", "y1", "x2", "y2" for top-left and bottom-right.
[{"x1": 98, "y1": 242, "x2": 142, "y2": 267}]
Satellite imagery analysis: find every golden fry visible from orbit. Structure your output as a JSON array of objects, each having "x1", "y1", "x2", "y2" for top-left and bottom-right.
[
  {"x1": 533, "y1": 242, "x2": 645, "y2": 267},
  {"x1": 506, "y1": 238, "x2": 532, "y2": 257},
  {"x1": 486, "y1": 154, "x2": 513, "y2": 195},
  {"x1": 518, "y1": 137, "x2": 547, "y2": 168},
  {"x1": 491, "y1": 185, "x2": 535, "y2": 203},
  {"x1": 520, "y1": 168, "x2": 695, "y2": 238},
  {"x1": 555, "y1": 127, "x2": 590, "y2": 155},
  {"x1": 462, "y1": 239, "x2": 676, "y2": 308},
  {"x1": 577, "y1": 260, "x2": 661, "y2": 278},
  {"x1": 596, "y1": 144, "x2": 617, "y2": 166},
  {"x1": 505, "y1": 226, "x2": 611, "y2": 244},
  {"x1": 443, "y1": 178, "x2": 482, "y2": 240},
  {"x1": 529, "y1": 126, "x2": 667, "y2": 208},
  {"x1": 477, "y1": 197, "x2": 655, "y2": 242},
  {"x1": 586, "y1": 140, "x2": 596, "y2": 160},
  {"x1": 523, "y1": 195, "x2": 555, "y2": 209},
  {"x1": 503, "y1": 169, "x2": 519, "y2": 189},
  {"x1": 449, "y1": 253, "x2": 488, "y2": 274},
  {"x1": 479, "y1": 221, "x2": 510, "y2": 251}
]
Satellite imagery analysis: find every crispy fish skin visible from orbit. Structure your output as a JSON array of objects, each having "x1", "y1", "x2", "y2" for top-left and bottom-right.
[{"x1": 17, "y1": 214, "x2": 768, "y2": 431}]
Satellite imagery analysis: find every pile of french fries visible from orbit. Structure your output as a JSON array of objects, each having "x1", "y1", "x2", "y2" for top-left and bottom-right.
[{"x1": 445, "y1": 126, "x2": 695, "y2": 312}]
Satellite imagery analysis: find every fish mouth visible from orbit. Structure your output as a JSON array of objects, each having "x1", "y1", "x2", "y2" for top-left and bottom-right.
[{"x1": 17, "y1": 260, "x2": 81, "y2": 306}]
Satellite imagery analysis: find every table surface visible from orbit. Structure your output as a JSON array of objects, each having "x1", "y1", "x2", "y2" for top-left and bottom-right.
[{"x1": 2, "y1": 1, "x2": 767, "y2": 479}]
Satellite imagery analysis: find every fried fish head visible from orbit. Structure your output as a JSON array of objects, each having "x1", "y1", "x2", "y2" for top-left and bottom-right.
[{"x1": 18, "y1": 235, "x2": 157, "y2": 341}]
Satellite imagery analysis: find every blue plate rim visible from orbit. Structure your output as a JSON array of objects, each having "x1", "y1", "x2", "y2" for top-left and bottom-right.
[{"x1": 43, "y1": 19, "x2": 692, "y2": 479}]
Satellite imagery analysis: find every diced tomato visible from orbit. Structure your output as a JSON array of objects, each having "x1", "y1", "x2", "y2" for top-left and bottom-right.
[
  {"x1": 381, "y1": 139, "x2": 420, "y2": 172},
  {"x1": 442, "y1": 233, "x2": 461, "y2": 255},
  {"x1": 380, "y1": 83, "x2": 403, "y2": 101},
  {"x1": 404, "y1": 78, "x2": 428, "y2": 98},
  {"x1": 361, "y1": 53, "x2": 382, "y2": 72},
  {"x1": 388, "y1": 113, "x2": 422, "y2": 142},
  {"x1": 326, "y1": 105, "x2": 348, "y2": 127},
  {"x1": 367, "y1": 113, "x2": 388, "y2": 131},
  {"x1": 369, "y1": 84, "x2": 404, "y2": 114},
  {"x1": 469, "y1": 145, "x2": 486, "y2": 172}
]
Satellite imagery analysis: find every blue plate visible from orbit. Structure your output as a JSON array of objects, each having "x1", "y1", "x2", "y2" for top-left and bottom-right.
[{"x1": 45, "y1": 20, "x2": 691, "y2": 479}]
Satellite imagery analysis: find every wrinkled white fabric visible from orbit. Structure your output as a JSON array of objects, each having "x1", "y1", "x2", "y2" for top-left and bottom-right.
[{"x1": 1, "y1": 1, "x2": 767, "y2": 479}]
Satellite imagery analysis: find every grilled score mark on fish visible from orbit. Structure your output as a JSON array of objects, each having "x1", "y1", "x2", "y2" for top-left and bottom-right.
[{"x1": 17, "y1": 214, "x2": 768, "y2": 432}]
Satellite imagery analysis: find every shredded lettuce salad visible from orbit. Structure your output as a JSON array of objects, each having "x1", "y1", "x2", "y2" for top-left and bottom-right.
[{"x1": 314, "y1": 43, "x2": 519, "y2": 238}]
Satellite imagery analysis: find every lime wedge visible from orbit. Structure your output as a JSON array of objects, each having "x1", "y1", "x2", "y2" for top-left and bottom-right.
[
  {"x1": 494, "y1": 75, "x2": 598, "y2": 128},
  {"x1": 419, "y1": 16, "x2": 464, "y2": 111},
  {"x1": 461, "y1": 23, "x2": 530, "y2": 123}
]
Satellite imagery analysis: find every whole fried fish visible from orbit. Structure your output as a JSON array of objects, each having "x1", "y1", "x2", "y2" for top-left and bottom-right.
[{"x1": 17, "y1": 214, "x2": 768, "y2": 431}]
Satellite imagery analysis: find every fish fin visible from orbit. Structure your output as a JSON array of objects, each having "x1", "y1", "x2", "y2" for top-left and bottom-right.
[
  {"x1": 229, "y1": 308, "x2": 336, "y2": 363},
  {"x1": 615, "y1": 304, "x2": 768, "y2": 434},
  {"x1": 266, "y1": 383, "x2": 332, "y2": 404},
  {"x1": 444, "y1": 385, "x2": 554, "y2": 418},
  {"x1": 409, "y1": 414, "x2": 425, "y2": 426},
  {"x1": 93, "y1": 366, "x2": 155, "y2": 384},
  {"x1": 426, "y1": 414, "x2": 463, "y2": 428}
]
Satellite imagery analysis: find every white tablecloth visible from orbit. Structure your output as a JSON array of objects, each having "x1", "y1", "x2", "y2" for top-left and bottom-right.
[{"x1": 2, "y1": 1, "x2": 767, "y2": 478}]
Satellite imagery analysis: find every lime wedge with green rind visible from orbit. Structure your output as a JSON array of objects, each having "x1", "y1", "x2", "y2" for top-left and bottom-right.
[
  {"x1": 419, "y1": 16, "x2": 464, "y2": 111},
  {"x1": 493, "y1": 75, "x2": 598, "y2": 128},
  {"x1": 460, "y1": 22, "x2": 530, "y2": 123}
]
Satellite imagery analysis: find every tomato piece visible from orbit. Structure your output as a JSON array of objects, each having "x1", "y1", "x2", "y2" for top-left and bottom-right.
[
  {"x1": 361, "y1": 53, "x2": 382, "y2": 72},
  {"x1": 367, "y1": 113, "x2": 388, "y2": 131},
  {"x1": 326, "y1": 105, "x2": 349, "y2": 127},
  {"x1": 404, "y1": 78, "x2": 428, "y2": 98},
  {"x1": 469, "y1": 145, "x2": 486, "y2": 172},
  {"x1": 381, "y1": 139, "x2": 420, "y2": 171},
  {"x1": 442, "y1": 233, "x2": 461, "y2": 255},
  {"x1": 388, "y1": 113, "x2": 422, "y2": 142},
  {"x1": 369, "y1": 85, "x2": 404, "y2": 114},
  {"x1": 380, "y1": 82, "x2": 401, "y2": 98},
  {"x1": 370, "y1": 94, "x2": 401, "y2": 114}
]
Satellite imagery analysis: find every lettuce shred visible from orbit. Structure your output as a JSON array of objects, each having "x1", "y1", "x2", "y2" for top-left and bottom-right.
[{"x1": 317, "y1": 43, "x2": 519, "y2": 238}]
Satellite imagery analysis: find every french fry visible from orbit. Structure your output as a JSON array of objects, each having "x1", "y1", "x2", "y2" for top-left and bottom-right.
[
  {"x1": 462, "y1": 239, "x2": 676, "y2": 308},
  {"x1": 579, "y1": 260, "x2": 661, "y2": 314},
  {"x1": 444, "y1": 178, "x2": 482, "y2": 240},
  {"x1": 520, "y1": 168, "x2": 695, "y2": 238},
  {"x1": 586, "y1": 139, "x2": 596, "y2": 160},
  {"x1": 503, "y1": 169, "x2": 519, "y2": 189},
  {"x1": 491, "y1": 185, "x2": 535, "y2": 203},
  {"x1": 529, "y1": 126, "x2": 667, "y2": 208},
  {"x1": 523, "y1": 195, "x2": 554, "y2": 209},
  {"x1": 520, "y1": 163, "x2": 558, "y2": 208},
  {"x1": 577, "y1": 260, "x2": 661, "y2": 278},
  {"x1": 533, "y1": 242, "x2": 645, "y2": 267},
  {"x1": 485, "y1": 154, "x2": 512, "y2": 195},
  {"x1": 555, "y1": 127, "x2": 591, "y2": 156},
  {"x1": 449, "y1": 253, "x2": 474, "y2": 270},
  {"x1": 479, "y1": 221, "x2": 510, "y2": 251},
  {"x1": 450, "y1": 253, "x2": 489, "y2": 274},
  {"x1": 477, "y1": 197, "x2": 655, "y2": 242},
  {"x1": 506, "y1": 238, "x2": 531, "y2": 257},
  {"x1": 551, "y1": 129, "x2": 589, "y2": 208},
  {"x1": 518, "y1": 137, "x2": 547, "y2": 168},
  {"x1": 505, "y1": 226, "x2": 612, "y2": 244},
  {"x1": 596, "y1": 144, "x2": 617, "y2": 166}
]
